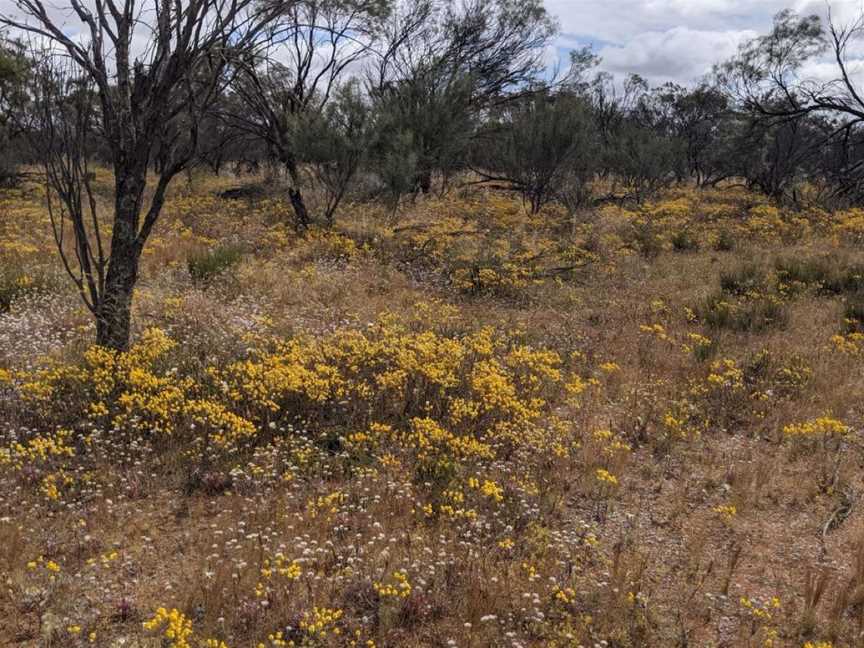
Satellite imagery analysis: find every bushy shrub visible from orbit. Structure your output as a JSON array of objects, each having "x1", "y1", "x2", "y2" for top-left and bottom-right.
[
  {"x1": 843, "y1": 297, "x2": 864, "y2": 332},
  {"x1": 712, "y1": 228, "x2": 736, "y2": 251},
  {"x1": 671, "y1": 229, "x2": 699, "y2": 252},
  {"x1": 719, "y1": 263, "x2": 766, "y2": 296},
  {"x1": 700, "y1": 292, "x2": 788, "y2": 332},
  {"x1": 187, "y1": 244, "x2": 243, "y2": 284}
]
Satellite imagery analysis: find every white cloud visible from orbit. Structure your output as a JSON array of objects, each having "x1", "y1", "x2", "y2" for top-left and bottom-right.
[
  {"x1": 4, "y1": 0, "x2": 864, "y2": 87},
  {"x1": 549, "y1": 0, "x2": 864, "y2": 84},
  {"x1": 594, "y1": 26, "x2": 757, "y2": 84}
]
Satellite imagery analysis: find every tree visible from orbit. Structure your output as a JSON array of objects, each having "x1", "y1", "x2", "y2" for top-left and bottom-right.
[
  {"x1": 0, "y1": 38, "x2": 29, "y2": 186},
  {"x1": 369, "y1": 0, "x2": 557, "y2": 198},
  {"x1": 582, "y1": 73, "x2": 683, "y2": 202},
  {"x1": 715, "y1": 6, "x2": 864, "y2": 205},
  {"x1": 633, "y1": 82, "x2": 731, "y2": 186},
  {"x1": 294, "y1": 80, "x2": 376, "y2": 225},
  {"x1": 470, "y1": 90, "x2": 597, "y2": 213},
  {"x1": 1, "y1": 0, "x2": 283, "y2": 350},
  {"x1": 227, "y1": 0, "x2": 390, "y2": 228}
]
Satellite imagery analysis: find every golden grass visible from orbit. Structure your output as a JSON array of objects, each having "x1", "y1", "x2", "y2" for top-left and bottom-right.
[{"x1": 1, "y1": 172, "x2": 863, "y2": 647}]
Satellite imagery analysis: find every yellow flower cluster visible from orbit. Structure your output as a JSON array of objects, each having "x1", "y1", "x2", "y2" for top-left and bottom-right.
[
  {"x1": 555, "y1": 586, "x2": 577, "y2": 604},
  {"x1": 300, "y1": 606, "x2": 343, "y2": 637},
  {"x1": 143, "y1": 607, "x2": 194, "y2": 648},
  {"x1": 468, "y1": 477, "x2": 504, "y2": 502},
  {"x1": 260, "y1": 553, "x2": 302, "y2": 581},
  {"x1": 27, "y1": 555, "x2": 61, "y2": 579},
  {"x1": 306, "y1": 490, "x2": 346, "y2": 518},
  {"x1": 595, "y1": 468, "x2": 619, "y2": 486},
  {"x1": 0, "y1": 428, "x2": 75, "y2": 470},
  {"x1": 831, "y1": 332, "x2": 864, "y2": 355},
  {"x1": 19, "y1": 328, "x2": 257, "y2": 450},
  {"x1": 9, "y1": 307, "x2": 597, "y2": 502},
  {"x1": 834, "y1": 207, "x2": 864, "y2": 244},
  {"x1": 713, "y1": 504, "x2": 737, "y2": 523},
  {"x1": 706, "y1": 359, "x2": 744, "y2": 390},
  {"x1": 783, "y1": 417, "x2": 850, "y2": 439},
  {"x1": 639, "y1": 323, "x2": 670, "y2": 342},
  {"x1": 374, "y1": 569, "x2": 412, "y2": 599},
  {"x1": 740, "y1": 595, "x2": 780, "y2": 620}
]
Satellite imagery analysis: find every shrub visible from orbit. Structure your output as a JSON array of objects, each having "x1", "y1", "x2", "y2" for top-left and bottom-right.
[
  {"x1": 843, "y1": 297, "x2": 864, "y2": 332},
  {"x1": 630, "y1": 221, "x2": 664, "y2": 259},
  {"x1": 719, "y1": 263, "x2": 766, "y2": 296},
  {"x1": 820, "y1": 264, "x2": 864, "y2": 296},
  {"x1": 0, "y1": 156, "x2": 20, "y2": 189},
  {"x1": 670, "y1": 229, "x2": 699, "y2": 252},
  {"x1": 774, "y1": 256, "x2": 831, "y2": 287},
  {"x1": 700, "y1": 292, "x2": 788, "y2": 332},
  {"x1": 187, "y1": 244, "x2": 243, "y2": 284},
  {"x1": 712, "y1": 228, "x2": 736, "y2": 251},
  {"x1": 774, "y1": 255, "x2": 864, "y2": 296}
]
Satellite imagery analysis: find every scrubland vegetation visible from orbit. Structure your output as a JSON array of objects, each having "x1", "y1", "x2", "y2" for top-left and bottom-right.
[
  {"x1": 6, "y1": 0, "x2": 864, "y2": 645},
  {"x1": 3, "y1": 175, "x2": 864, "y2": 647}
]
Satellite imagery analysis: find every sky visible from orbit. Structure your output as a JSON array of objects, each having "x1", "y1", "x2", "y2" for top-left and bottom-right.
[
  {"x1": 2, "y1": 0, "x2": 864, "y2": 86},
  {"x1": 547, "y1": 0, "x2": 864, "y2": 85}
]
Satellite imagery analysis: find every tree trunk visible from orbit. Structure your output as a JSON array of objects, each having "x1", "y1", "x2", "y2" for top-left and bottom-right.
[
  {"x1": 289, "y1": 187, "x2": 310, "y2": 230},
  {"x1": 417, "y1": 169, "x2": 432, "y2": 194},
  {"x1": 283, "y1": 158, "x2": 311, "y2": 230},
  {"x1": 95, "y1": 167, "x2": 146, "y2": 351},
  {"x1": 95, "y1": 270, "x2": 136, "y2": 350}
]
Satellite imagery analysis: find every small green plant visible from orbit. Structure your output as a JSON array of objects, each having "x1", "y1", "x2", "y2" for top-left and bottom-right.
[
  {"x1": 699, "y1": 292, "x2": 788, "y2": 332},
  {"x1": 843, "y1": 297, "x2": 864, "y2": 333},
  {"x1": 719, "y1": 263, "x2": 766, "y2": 296},
  {"x1": 187, "y1": 244, "x2": 243, "y2": 284},
  {"x1": 774, "y1": 256, "x2": 831, "y2": 288},
  {"x1": 712, "y1": 228, "x2": 735, "y2": 252},
  {"x1": 821, "y1": 264, "x2": 864, "y2": 296},
  {"x1": 671, "y1": 229, "x2": 699, "y2": 252},
  {"x1": 774, "y1": 255, "x2": 864, "y2": 296},
  {"x1": 0, "y1": 270, "x2": 43, "y2": 312},
  {"x1": 631, "y1": 221, "x2": 663, "y2": 259}
]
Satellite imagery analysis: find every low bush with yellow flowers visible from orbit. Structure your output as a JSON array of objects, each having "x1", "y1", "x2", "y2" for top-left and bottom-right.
[{"x1": 4, "y1": 173, "x2": 864, "y2": 647}]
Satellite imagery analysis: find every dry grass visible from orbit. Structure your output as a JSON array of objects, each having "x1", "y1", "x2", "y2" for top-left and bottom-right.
[{"x1": 1, "y1": 172, "x2": 864, "y2": 647}]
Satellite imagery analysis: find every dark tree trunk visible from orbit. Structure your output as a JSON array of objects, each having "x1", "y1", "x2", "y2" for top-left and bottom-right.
[
  {"x1": 95, "y1": 268, "x2": 136, "y2": 350},
  {"x1": 289, "y1": 187, "x2": 310, "y2": 229},
  {"x1": 417, "y1": 169, "x2": 432, "y2": 194},
  {"x1": 95, "y1": 167, "x2": 146, "y2": 351},
  {"x1": 283, "y1": 158, "x2": 311, "y2": 229}
]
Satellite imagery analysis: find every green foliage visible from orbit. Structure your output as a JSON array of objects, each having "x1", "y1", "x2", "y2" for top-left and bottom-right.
[
  {"x1": 774, "y1": 255, "x2": 864, "y2": 296},
  {"x1": 700, "y1": 291, "x2": 788, "y2": 332},
  {"x1": 605, "y1": 121, "x2": 684, "y2": 203},
  {"x1": 712, "y1": 229, "x2": 736, "y2": 251},
  {"x1": 187, "y1": 244, "x2": 244, "y2": 285},
  {"x1": 472, "y1": 90, "x2": 598, "y2": 213},
  {"x1": 295, "y1": 81, "x2": 376, "y2": 224},
  {"x1": 670, "y1": 229, "x2": 699, "y2": 252},
  {"x1": 0, "y1": 39, "x2": 29, "y2": 187},
  {"x1": 371, "y1": 73, "x2": 475, "y2": 200},
  {"x1": 719, "y1": 263, "x2": 766, "y2": 296},
  {"x1": 374, "y1": 129, "x2": 419, "y2": 211},
  {"x1": 843, "y1": 297, "x2": 864, "y2": 332}
]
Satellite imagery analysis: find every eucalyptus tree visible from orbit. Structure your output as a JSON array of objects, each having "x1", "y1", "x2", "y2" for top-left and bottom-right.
[
  {"x1": 227, "y1": 0, "x2": 391, "y2": 228},
  {"x1": 369, "y1": 0, "x2": 557, "y2": 198},
  {"x1": 0, "y1": 38, "x2": 28, "y2": 186},
  {"x1": 0, "y1": 0, "x2": 287, "y2": 349},
  {"x1": 716, "y1": 6, "x2": 864, "y2": 204}
]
